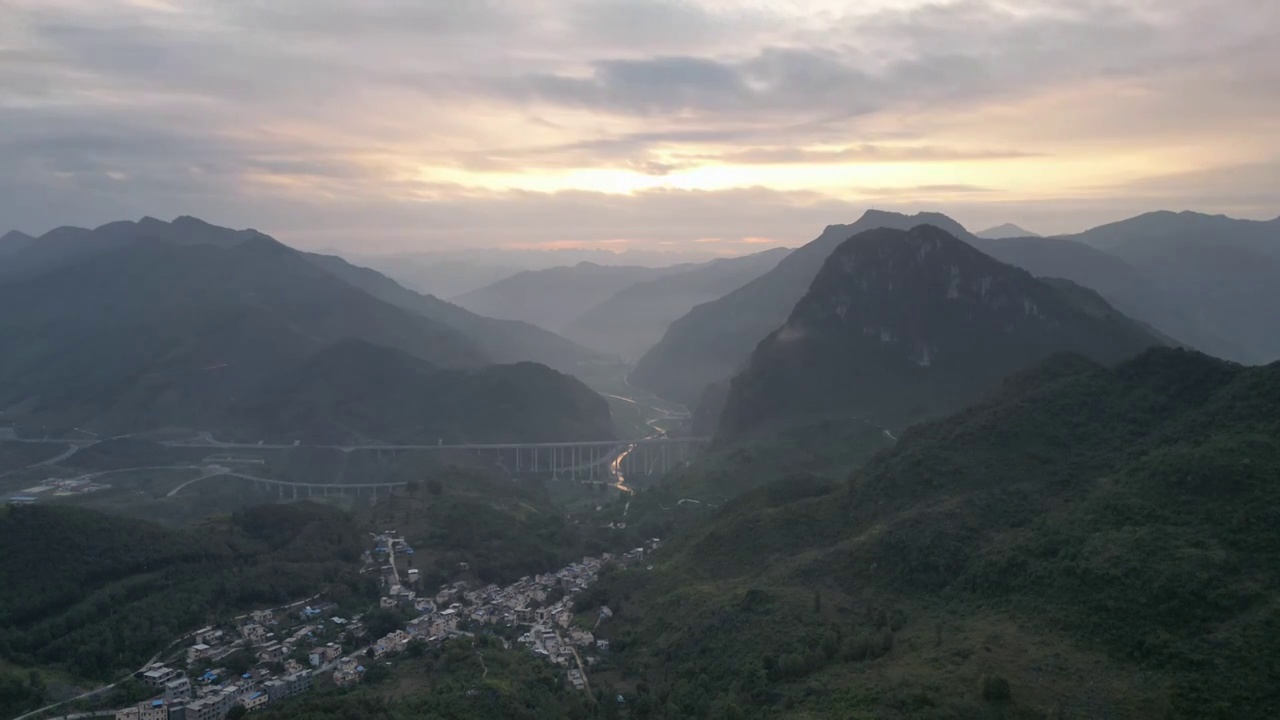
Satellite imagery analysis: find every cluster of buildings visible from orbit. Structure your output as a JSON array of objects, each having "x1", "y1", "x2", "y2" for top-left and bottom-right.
[
  {"x1": 104, "y1": 534, "x2": 662, "y2": 719},
  {"x1": 114, "y1": 664, "x2": 313, "y2": 720},
  {"x1": 112, "y1": 604, "x2": 364, "y2": 720},
  {"x1": 364, "y1": 538, "x2": 661, "y2": 690}
]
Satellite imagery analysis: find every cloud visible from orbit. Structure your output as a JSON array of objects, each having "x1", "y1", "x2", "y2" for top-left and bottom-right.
[{"x1": 0, "y1": 0, "x2": 1276, "y2": 248}]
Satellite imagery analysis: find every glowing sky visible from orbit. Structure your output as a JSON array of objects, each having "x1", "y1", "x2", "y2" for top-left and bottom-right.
[{"x1": 2, "y1": 0, "x2": 1278, "y2": 252}]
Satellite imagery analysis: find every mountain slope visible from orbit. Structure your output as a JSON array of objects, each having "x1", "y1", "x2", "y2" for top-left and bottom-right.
[
  {"x1": 717, "y1": 225, "x2": 1163, "y2": 438},
  {"x1": 631, "y1": 209, "x2": 1232, "y2": 407},
  {"x1": 242, "y1": 339, "x2": 613, "y2": 444},
  {"x1": 0, "y1": 237, "x2": 488, "y2": 435},
  {"x1": 971, "y1": 234, "x2": 1234, "y2": 357},
  {"x1": 630, "y1": 211, "x2": 974, "y2": 404},
  {"x1": 1073, "y1": 210, "x2": 1280, "y2": 259},
  {"x1": 563, "y1": 247, "x2": 791, "y2": 360},
  {"x1": 454, "y1": 262, "x2": 689, "y2": 332},
  {"x1": 0, "y1": 502, "x2": 366, "y2": 693},
  {"x1": 0, "y1": 230, "x2": 36, "y2": 258},
  {"x1": 0, "y1": 215, "x2": 265, "y2": 280},
  {"x1": 1069, "y1": 210, "x2": 1280, "y2": 363},
  {"x1": 305, "y1": 253, "x2": 604, "y2": 372},
  {"x1": 601, "y1": 347, "x2": 1280, "y2": 718},
  {"x1": 976, "y1": 222, "x2": 1040, "y2": 239}
]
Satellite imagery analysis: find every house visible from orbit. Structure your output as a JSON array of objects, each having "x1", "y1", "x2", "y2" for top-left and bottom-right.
[
  {"x1": 187, "y1": 644, "x2": 212, "y2": 664},
  {"x1": 115, "y1": 700, "x2": 171, "y2": 720},
  {"x1": 238, "y1": 691, "x2": 268, "y2": 713},
  {"x1": 164, "y1": 677, "x2": 193, "y2": 701},
  {"x1": 186, "y1": 685, "x2": 239, "y2": 720},
  {"x1": 308, "y1": 644, "x2": 342, "y2": 667},
  {"x1": 194, "y1": 628, "x2": 224, "y2": 646},
  {"x1": 332, "y1": 657, "x2": 365, "y2": 687},
  {"x1": 140, "y1": 666, "x2": 181, "y2": 687},
  {"x1": 255, "y1": 642, "x2": 287, "y2": 663},
  {"x1": 263, "y1": 670, "x2": 312, "y2": 703}
]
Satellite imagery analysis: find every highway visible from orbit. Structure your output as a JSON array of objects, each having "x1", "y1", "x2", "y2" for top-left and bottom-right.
[{"x1": 159, "y1": 435, "x2": 707, "y2": 452}]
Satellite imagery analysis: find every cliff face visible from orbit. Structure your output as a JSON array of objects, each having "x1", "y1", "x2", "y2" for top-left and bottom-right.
[{"x1": 716, "y1": 225, "x2": 1164, "y2": 438}]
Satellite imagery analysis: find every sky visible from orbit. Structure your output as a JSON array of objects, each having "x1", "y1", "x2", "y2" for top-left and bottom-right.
[{"x1": 2, "y1": 0, "x2": 1278, "y2": 254}]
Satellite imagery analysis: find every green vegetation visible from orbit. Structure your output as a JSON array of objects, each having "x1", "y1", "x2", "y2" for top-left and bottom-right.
[
  {"x1": 0, "y1": 503, "x2": 373, "y2": 696},
  {"x1": 243, "y1": 339, "x2": 614, "y2": 445},
  {"x1": 254, "y1": 636, "x2": 594, "y2": 720},
  {"x1": 592, "y1": 348, "x2": 1280, "y2": 718},
  {"x1": 0, "y1": 443, "x2": 63, "y2": 474},
  {"x1": 717, "y1": 225, "x2": 1161, "y2": 439},
  {"x1": 0, "y1": 221, "x2": 614, "y2": 445},
  {"x1": 361, "y1": 470, "x2": 639, "y2": 586},
  {"x1": 631, "y1": 211, "x2": 973, "y2": 405}
]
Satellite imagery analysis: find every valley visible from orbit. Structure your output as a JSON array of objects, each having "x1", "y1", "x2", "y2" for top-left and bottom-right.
[{"x1": 1, "y1": 210, "x2": 1277, "y2": 720}]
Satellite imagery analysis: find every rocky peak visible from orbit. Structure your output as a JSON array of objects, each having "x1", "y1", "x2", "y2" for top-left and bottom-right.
[{"x1": 716, "y1": 225, "x2": 1163, "y2": 438}]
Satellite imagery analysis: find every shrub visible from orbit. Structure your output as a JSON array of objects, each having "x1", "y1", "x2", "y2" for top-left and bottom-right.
[{"x1": 981, "y1": 674, "x2": 1011, "y2": 702}]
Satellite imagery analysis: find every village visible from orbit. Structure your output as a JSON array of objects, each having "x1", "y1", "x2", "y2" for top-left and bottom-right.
[{"x1": 104, "y1": 532, "x2": 658, "y2": 720}]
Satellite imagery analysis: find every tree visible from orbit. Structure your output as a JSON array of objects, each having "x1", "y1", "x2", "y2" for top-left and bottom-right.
[
  {"x1": 812, "y1": 588, "x2": 822, "y2": 614},
  {"x1": 227, "y1": 706, "x2": 249, "y2": 720},
  {"x1": 981, "y1": 675, "x2": 1011, "y2": 702}
]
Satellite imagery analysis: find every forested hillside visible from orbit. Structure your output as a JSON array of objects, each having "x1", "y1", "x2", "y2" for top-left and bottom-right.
[
  {"x1": 594, "y1": 348, "x2": 1280, "y2": 719},
  {"x1": 716, "y1": 225, "x2": 1163, "y2": 439},
  {"x1": 0, "y1": 504, "x2": 371, "y2": 687}
]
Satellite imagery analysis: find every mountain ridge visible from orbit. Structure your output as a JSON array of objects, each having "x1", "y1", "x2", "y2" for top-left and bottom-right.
[
  {"x1": 563, "y1": 247, "x2": 791, "y2": 360},
  {"x1": 716, "y1": 225, "x2": 1164, "y2": 438}
]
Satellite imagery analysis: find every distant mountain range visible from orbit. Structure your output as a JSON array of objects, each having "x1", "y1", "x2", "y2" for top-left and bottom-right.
[
  {"x1": 454, "y1": 262, "x2": 690, "y2": 333},
  {"x1": 1069, "y1": 211, "x2": 1280, "y2": 364},
  {"x1": 631, "y1": 208, "x2": 1278, "y2": 411},
  {"x1": 716, "y1": 225, "x2": 1164, "y2": 438},
  {"x1": 304, "y1": 253, "x2": 602, "y2": 372},
  {"x1": 0, "y1": 230, "x2": 37, "y2": 257},
  {"x1": 977, "y1": 222, "x2": 1040, "y2": 239},
  {"x1": 630, "y1": 211, "x2": 975, "y2": 404},
  {"x1": 0, "y1": 217, "x2": 612, "y2": 442},
  {"x1": 562, "y1": 248, "x2": 791, "y2": 361}
]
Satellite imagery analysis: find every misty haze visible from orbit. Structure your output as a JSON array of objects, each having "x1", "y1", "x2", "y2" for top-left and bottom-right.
[{"x1": 1, "y1": 2, "x2": 1277, "y2": 720}]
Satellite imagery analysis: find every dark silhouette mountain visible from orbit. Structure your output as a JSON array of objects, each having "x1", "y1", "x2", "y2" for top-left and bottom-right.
[
  {"x1": 716, "y1": 225, "x2": 1164, "y2": 438},
  {"x1": 1073, "y1": 210, "x2": 1280, "y2": 259},
  {"x1": 454, "y1": 262, "x2": 690, "y2": 332},
  {"x1": 976, "y1": 222, "x2": 1040, "y2": 239},
  {"x1": 562, "y1": 247, "x2": 791, "y2": 360},
  {"x1": 1069, "y1": 210, "x2": 1280, "y2": 363},
  {"x1": 0, "y1": 215, "x2": 267, "y2": 280},
  {"x1": 304, "y1": 253, "x2": 604, "y2": 372},
  {"x1": 631, "y1": 209, "x2": 1244, "y2": 408},
  {"x1": 0, "y1": 230, "x2": 36, "y2": 258},
  {"x1": 602, "y1": 347, "x2": 1280, "y2": 718},
  {"x1": 972, "y1": 234, "x2": 1235, "y2": 357},
  {"x1": 630, "y1": 211, "x2": 976, "y2": 404},
  {"x1": 240, "y1": 339, "x2": 613, "y2": 444},
  {"x1": 0, "y1": 237, "x2": 493, "y2": 436}
]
